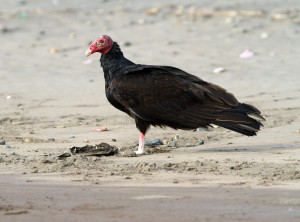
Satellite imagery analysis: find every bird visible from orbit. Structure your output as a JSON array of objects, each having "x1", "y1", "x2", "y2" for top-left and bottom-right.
[{"x1": 85, "y1": 35, "x2": 265, "y2": 154}]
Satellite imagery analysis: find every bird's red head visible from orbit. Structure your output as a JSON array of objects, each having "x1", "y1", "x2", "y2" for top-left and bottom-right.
[{"x1": 85, "y1": 35, "x2": 114, "y2": 57}]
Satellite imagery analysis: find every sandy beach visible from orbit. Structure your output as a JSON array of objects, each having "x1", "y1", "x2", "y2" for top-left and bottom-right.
[{"x1": 1, "y1": 0, "x2": 300, "y2": 221}]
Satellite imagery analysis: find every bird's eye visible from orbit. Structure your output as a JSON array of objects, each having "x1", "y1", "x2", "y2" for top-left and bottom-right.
[{"x1": 100, "y1": 40, "x2": 104, "y2": 43}]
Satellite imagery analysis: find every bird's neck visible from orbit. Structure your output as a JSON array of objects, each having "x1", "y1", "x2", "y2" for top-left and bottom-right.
[{"x1": 100, "y1": 42, "x2": 134, "y2": 75}]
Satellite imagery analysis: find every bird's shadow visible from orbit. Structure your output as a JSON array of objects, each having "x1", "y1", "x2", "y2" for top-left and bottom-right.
[{"x1": 189, "y1": 143, "x2": 299, "y2": 153}]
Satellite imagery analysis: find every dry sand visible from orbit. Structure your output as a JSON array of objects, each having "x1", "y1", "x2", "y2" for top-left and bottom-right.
[{"x1": 0, "y1": 0, "x2": 300, "y2": 221}]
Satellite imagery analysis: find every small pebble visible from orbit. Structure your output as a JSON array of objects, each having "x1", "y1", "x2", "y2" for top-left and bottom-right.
[
  {"x1": 6, "y1": 95, "x2": 12, "y2": 99},
  {"x1": 198, "y1": 140, "x2": 205, "y2": 145},
  {"x1": 83, "y1": 139, "x2": 89, "y2": 143},
  {"x1": 50, "y1": 47, "x2": 58, "y2": 53},
  {"x1": 213, "y1": 67, "x2": 225, "y2": 73},
  {"x1": 3, "y1": 145, "x2": 11, "y2": 149},
  {"x1": 0, "y1": 24, "x2": 8, "y2": 33},
  {"x1": 48, "y1": 138, "x2": 55, "y2": 142},
  {"x1": 123, "y1": 149, "x2": 136, "y2": 157},
  {"x1": 18, "y1": 0, "x2": 27, "y2": 5},
  {"x1": 145, "y1": 149, "x2": 152, "y2": 154},
  {"x1": 86, "y1": 21, "x2": 94, "y2": 26},
  {"x1": 0, "y1": 140, "x2": 5, "y2": 145},
  {"x1": 69, "y1": 32, "x2": 76, "y2": 39},
  {"x1": 197, "y1": 127, "x2": 209, "y2": 132},
  {"x1": 175, "y1": 134, "x2": 184, "y2": 140},
  {"x1": 162, "y1": 139, "x2": 169, "y2": 145},
  {"x1": 121, "y1": 41, "x2": 132, "y2": 47},
  {"x1": 260, "y1": 32, "x2": 269, "y2": 39},
  {"x1": 138, "y1": 19, "x2": 145, "y2": 25},
  {"x1": 240, "y1": 49, "x2": 254, "y2": 58},
  {"x1": 185, "y1": 142, "x2": 195, "y2": 147},
  {"x1": 69, "y1": 135, "x2": 75, "y2": 138},
  {"x1": 173, "y1": 179, "x2": 179, "y2": 184},
  {"x1": 24, "y1": 139, "x2": 30, "y2": 143},
  {"x1": 145, "y1": 139, "x2": 163, "y2": 146},
  {"x1": 167, "y1": 141, "x2": 177, "y2": 147},
  {"x1": 18, "y1": 12, "x2": 27, "y2": 19},
  {"x1": 112, "y1": 139, "x2": 116, "y2": 142}
]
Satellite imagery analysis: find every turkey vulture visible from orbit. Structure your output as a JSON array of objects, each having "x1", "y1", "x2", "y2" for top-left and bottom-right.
[{"x1": 85, "y1": 35, "x2": 264, "y2": 154}]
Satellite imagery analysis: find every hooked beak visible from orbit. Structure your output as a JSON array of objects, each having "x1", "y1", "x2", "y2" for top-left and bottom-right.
[{"x1": 85, "y1": 48, "x2": 92, "y2": 57}]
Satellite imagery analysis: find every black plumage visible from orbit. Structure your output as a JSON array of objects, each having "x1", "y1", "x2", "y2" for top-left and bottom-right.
[
  {"x1": 101, "y1": 42, "x2": 264, "y2": 135},
  {"x1": 86, "y1": 35, "x2": 264, "y2": 153}
]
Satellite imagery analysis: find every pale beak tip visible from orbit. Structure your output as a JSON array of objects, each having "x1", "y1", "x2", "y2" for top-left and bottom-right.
[{"x1": 85, "y1": 49, "x2": 92, "y2": 57}]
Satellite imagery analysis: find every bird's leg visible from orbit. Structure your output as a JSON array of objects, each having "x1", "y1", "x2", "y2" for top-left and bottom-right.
[{"x1": 135, "y1": 131, "x2": 144, "y2": 154}]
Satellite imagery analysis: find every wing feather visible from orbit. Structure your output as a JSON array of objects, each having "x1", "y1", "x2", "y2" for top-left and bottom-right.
[{"x1": 109, "y1": 66, "x2": 237, "y2": 129}]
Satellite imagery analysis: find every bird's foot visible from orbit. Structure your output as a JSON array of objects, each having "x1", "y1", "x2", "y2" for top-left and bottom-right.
[{"x1": 134, "y1": 149, "x2": 144, "y2": 155}]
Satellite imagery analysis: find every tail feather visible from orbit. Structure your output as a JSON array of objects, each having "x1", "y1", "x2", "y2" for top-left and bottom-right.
[{"x1": 214, "y1": 103, "x2": 264, "y2": 136}]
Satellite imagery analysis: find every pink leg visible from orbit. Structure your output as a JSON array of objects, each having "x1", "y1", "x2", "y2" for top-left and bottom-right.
[{"x1": 135, "y1": 131, "x2": 144, "y2": 154}]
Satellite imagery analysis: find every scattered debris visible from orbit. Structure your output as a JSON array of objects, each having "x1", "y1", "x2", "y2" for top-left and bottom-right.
[
  {"x1": 24, "y1": 139, "x2": 30, "y2": 143},
  {"x1": 240, "y1": 49, "x2": 254, "y2": 58},
  {"x1": 70, "y1": 143, "x2": 118, "y2": 156},
  {"x1": 83, "y1": 139, "x2": 89, "y2": 143},
  {"x1": 112, "y1": 138, "x2": 117, "y2": 142},
  {"x1": 57, "y1": 152, "x2": 71, "y2": 159},
  {"x1": 92, "y1": 127, "x2": 108, "y2": 132},
  {"x1": 4, "y1": 210, "x2": 28, "y2": 215},
  {"x1": 3, "y1": 145, "x2": 11, "y2": 149},
  {"x1": 6, "y1": 95, "x2": 12, "y2": 100},
  {"x1": 69, "y1": 135, "x2": 75, "y2": 138},
  {"x1": 0, "y1": 140, "x2": 5, "y2": 145},
  {"x1": 213, "y1": 67, "x2": 226, "y2": 73}
]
